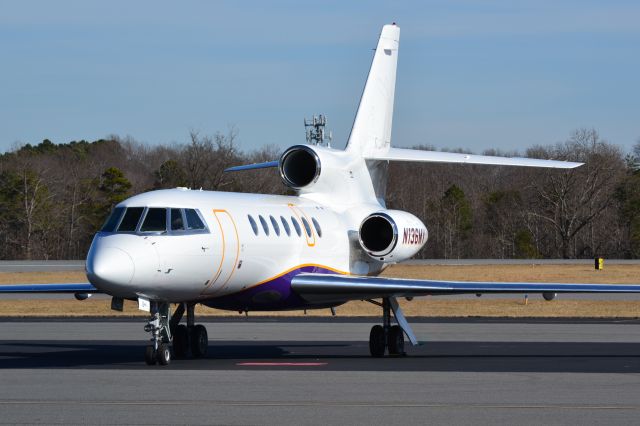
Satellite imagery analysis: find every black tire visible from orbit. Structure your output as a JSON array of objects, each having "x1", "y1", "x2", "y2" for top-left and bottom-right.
[
  {"x1": 157, "y1": 342, "x2": 171, "y2": 366},
  {"x1": 173, "y1": 325, "x2": 189, "y2": 359},
  {"x1": 388, "y1": 325, "x2": 405, "y2": 356},
  {"x1": 191, "y1": 324, "x2": 208, "y2": 358},
  {"x1": 369, "y1": 325, "x2": 386, "y2": 358},
  {"x1": 144, "y1": 345, "x2": 157, "y2": 366}
]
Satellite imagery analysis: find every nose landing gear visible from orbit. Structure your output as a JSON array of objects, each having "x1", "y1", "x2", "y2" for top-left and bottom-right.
[
  {"x1": 142, "y1": 301, "x2": 209, "y2": 366},
  {"x1": 143, "y1": 302, "x2": 172, "y2": 366}
]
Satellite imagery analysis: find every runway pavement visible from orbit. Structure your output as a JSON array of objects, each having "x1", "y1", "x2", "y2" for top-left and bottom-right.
[{"x1": 1, "y1": 318, "x2": 640, "y2": 425}]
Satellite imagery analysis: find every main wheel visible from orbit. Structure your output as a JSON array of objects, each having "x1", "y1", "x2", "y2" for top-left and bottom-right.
[
  {"x1": 144, "y1": 345, "x2": 157, "y2": 366},
  {"x1": 388, "y1": 325, "x2": 405, "y2": 356},
  {"x1": 191, "y1": 324, "x2": 208, "y2": 358},
  {"x1": 369, "y1": 325, "x2": 386, "y2": 357},
  {"x1": 173, "y1": 324, "x2": 189, "y2": 359},
  {"x1": 157, "y1": 342, "x2": 171, "y2": 365}
]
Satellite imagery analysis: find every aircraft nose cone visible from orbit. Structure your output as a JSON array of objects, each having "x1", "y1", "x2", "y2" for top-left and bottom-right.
[{"x1": 86, "y1": 247, "x2": 135, "y2": 291}]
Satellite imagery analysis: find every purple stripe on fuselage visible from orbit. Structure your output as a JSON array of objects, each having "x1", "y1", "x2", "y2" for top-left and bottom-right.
[{"x1": 202, "y1": 265, "x2": 342, "y2": 311}]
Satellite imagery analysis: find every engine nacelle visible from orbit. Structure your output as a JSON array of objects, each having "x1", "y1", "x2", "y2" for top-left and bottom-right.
[
  {"x1": 358, "y1": 210, "x2": 428, "y2": 263},
  {"x1": 279, "y1": 145, "x2": 322, "y2": 189}
]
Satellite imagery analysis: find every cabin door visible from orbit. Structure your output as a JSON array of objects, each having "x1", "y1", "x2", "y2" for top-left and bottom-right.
[{"x1": 201, "y1": 209, "x2": 240, "y2": 295}]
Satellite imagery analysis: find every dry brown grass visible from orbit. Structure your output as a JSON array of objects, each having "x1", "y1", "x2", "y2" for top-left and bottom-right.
[{"x1": 1, "y1": 264, "x2": 639, "y2": 318}]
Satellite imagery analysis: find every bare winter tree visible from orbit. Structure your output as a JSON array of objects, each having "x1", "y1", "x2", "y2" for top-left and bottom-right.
[
  {"x1": 1, "y1": 129, "x2": 638, "y2": 260},
  {"x1": 182, "y1": 129, "x2": 240, "y2": 190},
  {"x1": 525, "y1": 129, "x2": 625, "y2": 258}
]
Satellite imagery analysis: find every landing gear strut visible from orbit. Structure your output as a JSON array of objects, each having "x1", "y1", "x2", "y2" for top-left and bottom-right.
[
  {"x1": 368, "y1": 297, "x2": 418, "y2": 357},
  {"x1": 144, "y1": 302, "x2": 172, "y2": 366},
  {"x1": 143, "y1": 302, "x2": 210, "y2": 366}
]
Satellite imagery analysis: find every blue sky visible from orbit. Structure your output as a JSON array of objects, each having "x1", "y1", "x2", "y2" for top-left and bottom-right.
[{"x1": 1, "y1": 0, "x2": 638, "y2": 154}]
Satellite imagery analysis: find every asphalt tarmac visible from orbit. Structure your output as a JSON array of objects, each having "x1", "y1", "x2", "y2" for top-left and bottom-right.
[{"x1": 1, "y1": 318, "x2": 640, "y2": 425}]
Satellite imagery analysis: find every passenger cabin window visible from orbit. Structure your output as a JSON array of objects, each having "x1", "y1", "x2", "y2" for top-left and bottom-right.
[
  {"x1": 248, "y1": 215, "x2": 259, "y2": 235},
  {"x1": 170, "y1": 209, "x2": 184, "y2": 231},
  {"x1": 301, "y1": 217, "x2": 312, "y2": 237},
  {"x1": 270, "y1": 215, "x2": 280, "y2": 236},
  {"x1": 280, "y1": 216, "x2": 291, "y2": 236},
  {"x1": 101, "y1": 207, "x2": 124, "y2": 232},
  {"x1": 118, "y1": 207, "x2": 144, "y2": 232},
  {"x1": 141, "y1": 208, "x2": 167, "y2": 232},
  {"x1": 291, "y1": 216, "x2": 302, "y2": 237},
  {"x1": 259, "y1": 215, "x2": 269, "y2": 236},
  {"x1": 185, "y1": 209, "x2": 205, "y2": 230},
  {"x1": 312, "y1": 217, "x2": 322, "y2": 238}
]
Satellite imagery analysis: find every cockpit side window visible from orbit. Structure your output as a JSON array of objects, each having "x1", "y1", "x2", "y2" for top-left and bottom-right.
[
  {"x1": 101, "y1": 207, "x2": 124, "y2": 232},
  {"x1": 140, "y1": 208, "x2": 167, "y2": 232},
  {"x1": 170, "y1": 208, "x2": 185, "y2": 231},
  {"x1": 118, "y1": 207, "x2": 144, "y2": 232},
  {"x1": 185, "y1": 209, "x2": 205, "y2": 230}
]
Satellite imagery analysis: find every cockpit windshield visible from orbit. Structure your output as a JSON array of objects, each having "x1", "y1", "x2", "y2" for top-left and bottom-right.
[
  {"x1": 118, "y1": 207, "x2": 144, "y2": 232},
  {"x1": 100, "y1": 207, "x2": 208, "y2": 234},
  {"x1": 140, "y1": 208, "x2": 167, "y2": 232},
  {"x1": 101, "y1": 207, "x2": 124, "y2": 232}
]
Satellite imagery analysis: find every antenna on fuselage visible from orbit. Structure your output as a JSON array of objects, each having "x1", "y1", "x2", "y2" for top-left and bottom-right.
[{"x1": 304, "y1": 114, "x2": 332, "y2": 148}]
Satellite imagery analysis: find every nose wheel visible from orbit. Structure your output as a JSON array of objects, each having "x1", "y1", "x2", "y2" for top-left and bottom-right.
[
  {"x1": 143, "y1": 301, "x2": 173, "y2": 366},
  {"x1": 143, "y1": 302, "x2": 210, "y2": 366},
  {"x1": 166, "y1": 302, "x2": 210, "y2": 364}
]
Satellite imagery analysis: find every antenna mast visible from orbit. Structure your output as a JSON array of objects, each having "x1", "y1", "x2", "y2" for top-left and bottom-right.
[{"x1": 304, "y1": 114, "x2": 332, "y2": 147}]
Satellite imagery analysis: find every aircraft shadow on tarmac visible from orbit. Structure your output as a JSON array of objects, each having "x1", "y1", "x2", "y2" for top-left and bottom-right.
[{"x1": 1, "y1": 340, "x2": 639, "y2": 373}]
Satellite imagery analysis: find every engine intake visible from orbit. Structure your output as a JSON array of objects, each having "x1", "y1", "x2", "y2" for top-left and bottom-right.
[
  {"x1": 279, "y1": 145, "x2": 321, "y2": 189},
  {"x1": 359, "y1": 213, "x2": 397, "y2": 256},
  {"x1": 358, "y1": 210, "x2": 428, "y2": 262}
]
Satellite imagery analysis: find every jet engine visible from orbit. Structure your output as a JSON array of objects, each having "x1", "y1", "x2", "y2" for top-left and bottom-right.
[
  {"x1": 279, "y1": 145, "x2": 321, "y2": 189},
  {"x1": 358, "y1": 210, "x2": 428, "y2": 262}
]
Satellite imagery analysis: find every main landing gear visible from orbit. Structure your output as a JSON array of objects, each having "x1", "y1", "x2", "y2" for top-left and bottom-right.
[
  {"x1": 143, "y1": 302, "x2": 209, "y2": 366},
  {"x1": 368, "y1": 297, "x2": 419, "y2": 358}
]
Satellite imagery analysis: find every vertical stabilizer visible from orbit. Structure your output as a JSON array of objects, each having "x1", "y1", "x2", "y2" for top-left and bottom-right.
[{"x1": 346, "y1": 24, "x2": 400, "y2": 157}]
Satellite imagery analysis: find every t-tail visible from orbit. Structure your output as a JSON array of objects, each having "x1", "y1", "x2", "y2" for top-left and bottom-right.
[
  {"x1": 225, "y1": 23, "x2": 583, "y2": 208},
  {"x1": 346, "y1": 24, "x2": 399, "y2": 158}
]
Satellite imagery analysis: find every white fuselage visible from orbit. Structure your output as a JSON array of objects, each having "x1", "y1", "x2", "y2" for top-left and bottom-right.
[{"x1": 86, "y1": 188, "x2": 384, "y2": 311}]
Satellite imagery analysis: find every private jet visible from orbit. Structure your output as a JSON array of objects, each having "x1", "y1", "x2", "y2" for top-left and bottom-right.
[{"x1": 4, "y1": 24, "x2": 640, "y2": 366}]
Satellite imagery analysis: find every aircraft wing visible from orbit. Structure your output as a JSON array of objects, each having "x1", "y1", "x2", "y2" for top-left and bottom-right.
[
  {"x1": 366, "y1": 147, "x2": 583, "y2": 169},
  {"x1": 0, "y1": 283, "x2": 98, "y2": 293},
  {"x1": 291, "y1": 274, "x2": 640, "y2": 304}
]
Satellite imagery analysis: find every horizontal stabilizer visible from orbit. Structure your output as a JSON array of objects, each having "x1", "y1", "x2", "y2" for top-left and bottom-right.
[
  {"x1": 365, "y1": 147, "x2": 583, "y2": 169},
  {"x1": 225, "y1": 161, "x2": 279, "y2": 173},
  {"x1": 0, "y1": 283, "x2": 98, "y2": 293},
  {"x1": 292, "y1": 273, "x2": 640, "y2": 303}
]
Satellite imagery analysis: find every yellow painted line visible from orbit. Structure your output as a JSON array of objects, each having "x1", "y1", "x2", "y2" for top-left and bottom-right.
[
  {"x1": 205, "y1": 210, "x2": 226, "y2": 291},
  {"x1": 216, "y1": 210, "x2": 240, "y2": 293},
  {"x1": 202, "y1": 209, "x2": 240, "y2": 295},
  {"x1": 288, "y1": 203, "x2": 316, "y2": 247}
]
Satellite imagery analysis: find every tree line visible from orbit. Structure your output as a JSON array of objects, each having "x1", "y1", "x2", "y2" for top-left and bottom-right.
[{"x1": 1, "y1": 128, "x2": 638, "y2": 260}]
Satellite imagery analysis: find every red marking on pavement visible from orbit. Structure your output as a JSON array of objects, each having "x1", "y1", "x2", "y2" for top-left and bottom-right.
[{"x1": 237, "y1": 362, "x2": 327, "y2": 366}]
